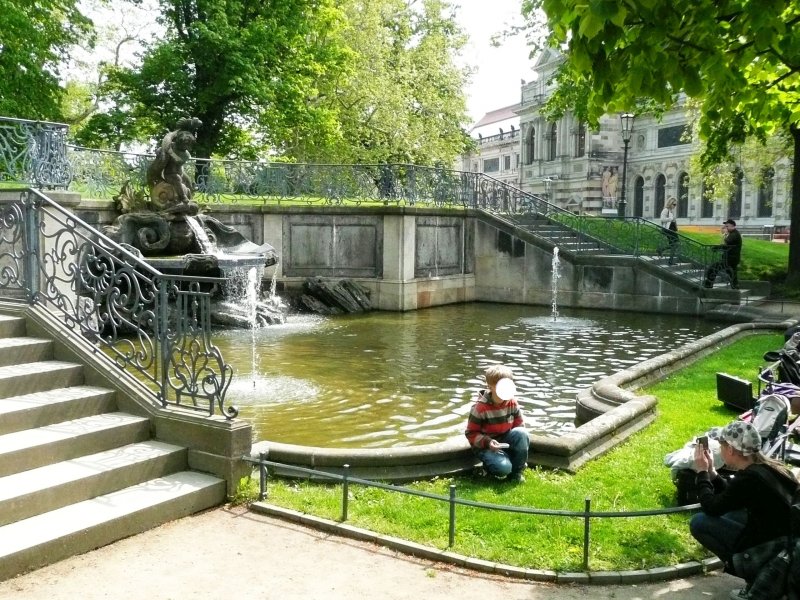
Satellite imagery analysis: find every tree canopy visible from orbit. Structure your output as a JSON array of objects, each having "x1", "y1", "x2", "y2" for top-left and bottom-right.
[
  {"x1": 523, "y1": 0, "x2": 800, "y2": 279},
  {"x1": 306, "y1": 0, "x2": 471, "y2": 165},
  {"x1": 73, "y1": 0, "x2": 470, "y2": 166},
  {"x1": 0, "y1": 0, "x2": 93, "y2": 120}
]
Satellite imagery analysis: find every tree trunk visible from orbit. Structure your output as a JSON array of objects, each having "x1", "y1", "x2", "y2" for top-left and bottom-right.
[{"x1": 789, "y1": 125, "x2": 800, "y2": 284}]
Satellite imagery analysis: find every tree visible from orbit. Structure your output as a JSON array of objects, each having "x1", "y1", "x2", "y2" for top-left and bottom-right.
[
  {"x1": 0, "y1": 0, "x2": 93, "y2": 120},
  {"x1": 299, "y1": 0, "x2": 471, "y2": 165},
  {"x1": 522, "y1": 0, "x2": 800, "y2": 282},
  {"x1": 82, "y1": 0, "x2": 350, "y2": 158},
  {"x1": 81, "y1": 0, "x2": 471, "y2": 165}
]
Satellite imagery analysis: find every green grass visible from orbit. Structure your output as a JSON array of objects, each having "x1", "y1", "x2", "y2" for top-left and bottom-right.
[{"x1": 261, "y1": 332, "x2": 784, "y2": 572}]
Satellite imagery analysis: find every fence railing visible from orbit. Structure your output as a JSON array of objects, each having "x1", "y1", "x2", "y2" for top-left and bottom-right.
[
  {"x1": 0, "y1": 189, "x2": 236, "y2": 418},
  {"x1": 245, "y1": 455, "x2": 700, "y2": 572},
  {"x1": 1, "y1": 115, "x2": 723, "y2": 280},
  {"x1": 0, "y1": 116, "x2": 72, "y2": 189}
]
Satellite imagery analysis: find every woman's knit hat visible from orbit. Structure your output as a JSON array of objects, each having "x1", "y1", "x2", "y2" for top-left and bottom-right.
[{"x1": 721, "y1": 420, "x2": 762, "y2": 456}]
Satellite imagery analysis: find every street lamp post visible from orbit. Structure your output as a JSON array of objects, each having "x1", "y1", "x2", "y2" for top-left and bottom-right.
[{"x1": 618, "y1": 113, "x2": 635, "y2": 218}]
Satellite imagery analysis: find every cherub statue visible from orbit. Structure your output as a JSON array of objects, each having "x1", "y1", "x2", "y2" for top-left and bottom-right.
[{"x1": 146, "y1": 117, "x2": 203, "y2": 210}]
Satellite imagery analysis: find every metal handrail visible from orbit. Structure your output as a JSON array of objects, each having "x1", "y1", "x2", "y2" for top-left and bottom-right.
[
  {"x1": 0, "y1": 188, "x2": 236, "y2": 418},
  {"x1": 245, "y1": 455, "x2": 700, "y2": 572},
  {"x1": 0, "y1": 115, "x2": 723, "y2": 279}
]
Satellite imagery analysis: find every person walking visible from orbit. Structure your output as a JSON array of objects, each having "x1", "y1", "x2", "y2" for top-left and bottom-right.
[
  {"x1": 659, "y1": 197, "x2": 679, "y2": 265},
  {"x1": 703, "y1": 219, "x2": 742, "y2": 289}
]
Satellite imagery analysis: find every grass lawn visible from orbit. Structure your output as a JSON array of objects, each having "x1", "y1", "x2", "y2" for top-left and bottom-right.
[{"x1": 258, "y1": 331, "x2": 785, "y2": 572}]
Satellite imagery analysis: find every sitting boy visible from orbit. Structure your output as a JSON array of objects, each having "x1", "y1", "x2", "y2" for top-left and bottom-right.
[{"x1": 464, "y1": 365, "x2": 530, "y2": 482}]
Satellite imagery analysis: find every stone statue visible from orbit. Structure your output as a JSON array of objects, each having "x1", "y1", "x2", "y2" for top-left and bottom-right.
[
  {"x1": 146, "y1": 117, "x2": 203, "y2": 210},
  {"x1": 607, "y1": 166, "x2": 619, "y2": 199},
  {"x1": 601, "y1": 167, "x2": 611, "y2": 198}
]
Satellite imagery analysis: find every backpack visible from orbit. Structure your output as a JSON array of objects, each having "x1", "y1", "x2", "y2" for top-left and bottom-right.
[{"x1": 750, "y1": 394, "x2": 791, "y2": 447}]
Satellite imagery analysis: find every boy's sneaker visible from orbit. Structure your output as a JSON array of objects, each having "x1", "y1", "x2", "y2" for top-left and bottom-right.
[
  {"x1": 729, "y1": 588, "x2": 749, "y2": 599},
  {"x1": 508, "y1": 470, "x2": 526, "y2": 483}
]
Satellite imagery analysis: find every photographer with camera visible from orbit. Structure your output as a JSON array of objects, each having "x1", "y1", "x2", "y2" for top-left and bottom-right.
[{"x1": 690, "y1": 420, "x2": 798, "y2": 599}]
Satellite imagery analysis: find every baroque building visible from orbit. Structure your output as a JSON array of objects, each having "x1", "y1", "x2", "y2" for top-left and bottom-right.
[
  {"x1": 463, "y1": 49, "x2": 791, "y2": 232},
  {"x1": 460, "y1": 103, "x2": 520, "y2": 187}
]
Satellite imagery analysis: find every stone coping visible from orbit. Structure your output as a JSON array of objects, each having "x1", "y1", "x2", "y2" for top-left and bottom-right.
[
  {"x1": 251, "y1": 317, "x2": 797, "y2": 481},
  {"x1": 251, "y1": 503, "x2": 723, "y2": 584}
]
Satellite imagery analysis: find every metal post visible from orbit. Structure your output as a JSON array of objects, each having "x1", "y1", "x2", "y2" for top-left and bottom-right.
[
  {"x1": 618, "y1": 113, "x2": 635, "y2": 218},
  {"x1": 583, "y1": 497, "x2": 591, "y2": 570},
  {"x1": 448, "y1": 484, "x2": 456, "y2": 548},
  {"x1": 23, "y1": 192, "x2": 40, "y2": 302},
  {"x1": 341, "y1": 464, "x2": 350, "y2": 522},
  {"x1": 618, "y1": 139, "x2": 630, "y2": 218},
  {"x1": 258, "y1": 451, "x2": 268, "y2": 501}
]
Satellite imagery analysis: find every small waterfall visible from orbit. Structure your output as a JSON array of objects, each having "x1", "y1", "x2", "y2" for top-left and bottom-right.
[
  {"x1": 184, "y1": 216, "x2": 217, "y2": 254},
  {"x1": 551, "y1": 247, "x2": 561, "y2": 322},
  {"x1": 224, "y1": 265, "x2": 264, "y2": 387}
]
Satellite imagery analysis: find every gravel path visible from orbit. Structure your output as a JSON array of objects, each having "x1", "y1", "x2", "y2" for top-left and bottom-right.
[{"x1": 0, "y1": 505, "x2": 739, "y2": 599}]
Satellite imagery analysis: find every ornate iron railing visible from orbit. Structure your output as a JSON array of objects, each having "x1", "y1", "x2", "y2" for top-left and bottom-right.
[
  {"x1": 0, "y1": 116, "x2": 72, "y2": 189},
  {"x1": 0, "y1": 116, "x2": 722, "y2": 282},
  {"x1": 0, "y1": 189, "x2": 235, "y2": 418}
]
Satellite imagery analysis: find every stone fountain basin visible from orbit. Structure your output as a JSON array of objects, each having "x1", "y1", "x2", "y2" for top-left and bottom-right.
[{"x1": 249, "y1": 319, "x2": 795, "y2": 482}]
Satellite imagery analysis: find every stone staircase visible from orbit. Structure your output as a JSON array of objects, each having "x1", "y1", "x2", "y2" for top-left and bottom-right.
[
  {"x1": 512, "y1": 213, "x2": 761, "y2": 302},
  {"x1": 0, "y1": 313, "x2": 226, "y2": 580},
  {"x1": 512, "y1": 214, "x2": 607, "y2": 254}
]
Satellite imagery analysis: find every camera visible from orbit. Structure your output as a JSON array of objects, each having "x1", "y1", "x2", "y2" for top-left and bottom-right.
[{"x1": 697, "y1": 435, "x2": 709, "y2": 449}]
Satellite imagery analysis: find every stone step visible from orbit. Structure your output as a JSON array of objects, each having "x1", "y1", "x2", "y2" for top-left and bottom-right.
[
  {"x1": 0, "y1": 315, "x2": 26, "y2": 339},
  {"x1": 0, "y1": 440, "x2": 187, "y2": 526},
  {"x1": 0, "y1": 361, "x2": 84, "y2": 400},
  {"x1": 0, "y1": 412, "x2": 150, "y2": 477},
  {"x1": 0, "y1": 471, "x2": 225, "y2": 580},
  {"x1": 0, "y1": 386, "x2": 116, "y2": 436},
  {"x1": 0, "y1": 338, "x2": 53, "y2": 367}
]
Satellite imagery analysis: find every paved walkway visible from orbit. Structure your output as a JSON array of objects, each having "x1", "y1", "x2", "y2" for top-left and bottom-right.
[{"x1": 0, "y1": 505, "x2": 740, "y2": 600}]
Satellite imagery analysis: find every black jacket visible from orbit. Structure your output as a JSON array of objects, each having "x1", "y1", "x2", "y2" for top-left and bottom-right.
[{"x1": 697, "y1": 463, "x2": 797, "y2": 552}]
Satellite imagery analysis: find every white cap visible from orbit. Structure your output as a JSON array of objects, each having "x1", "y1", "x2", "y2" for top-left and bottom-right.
[{"x1": 494, "y1": 378, "x2": 516, "y2": 401}]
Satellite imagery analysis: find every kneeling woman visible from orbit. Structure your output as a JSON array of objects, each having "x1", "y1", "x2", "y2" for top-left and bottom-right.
[{"x1": 691, "y1": 421, "x2": 798, "y2": 595}]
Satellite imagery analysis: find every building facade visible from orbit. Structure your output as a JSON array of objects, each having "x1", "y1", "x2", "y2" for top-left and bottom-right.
[
  {"x1": 463, "y1": 49, "x2": 791, "y2": 230},
  {"x1": 461, "y1": 104, "x2": 520, "y2": 187}
]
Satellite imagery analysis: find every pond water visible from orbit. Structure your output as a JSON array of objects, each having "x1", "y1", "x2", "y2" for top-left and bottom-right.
[{"x1": 214, "y1": 303, "x2": 718, "y2": 449}]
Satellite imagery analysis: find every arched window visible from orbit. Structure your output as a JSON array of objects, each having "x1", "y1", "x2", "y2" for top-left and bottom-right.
[
  {"x1": 677, "y1": 172, "x2": 689, "y2": 218},
  {"x1": 729, "y1": 169, "x2": 743, "y2": 219},
  {"x1": 758, "y1": 167, "x2": 774, "y2": 218},
  {"x1": 654, "y1": 173, "x2": 666, "y2": 216},
  {"x1": 633, "y1": 176, "x2": 644, "y2": 217},
  {"x1": 701, "y1": 182, "x2": 714, "y2": 218},
  {"x1": 525, "y1": 127, "x2": 535, "y2": 165},
  {"x1": 548, "y1": 122, "x2": 557, "y2": 161},
  {"x1": 574, "y1": 122, "x2": 585, "y2": 157}
]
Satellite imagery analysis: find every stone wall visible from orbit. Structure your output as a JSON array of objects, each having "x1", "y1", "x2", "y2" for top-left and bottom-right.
[{"x1": 68, "y1": 199, "x2": 709, "y2": 316}]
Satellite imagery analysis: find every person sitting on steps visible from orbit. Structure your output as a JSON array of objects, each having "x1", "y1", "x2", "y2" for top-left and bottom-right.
[
  {"x1": 704, "y1": 219, "x2": 742, "y2": 289},
  {"x1": 465, "y1": 364, "x2": 529, "y2": 483}
]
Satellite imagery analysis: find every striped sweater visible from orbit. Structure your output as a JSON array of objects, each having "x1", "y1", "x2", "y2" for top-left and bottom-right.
[{"x1": 464, "y1": 390, "x2": 524, "y2": 449}]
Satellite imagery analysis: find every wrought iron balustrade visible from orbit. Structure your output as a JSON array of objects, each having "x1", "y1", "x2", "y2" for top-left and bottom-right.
[
  {"x1": 0, "y1": 115, "x2": 721, "y2": 281},
  {"x1": 0, "y1": 116, "x2": 72, "y2": 189},
  {"x1": 0, "y1": 189, "x2": 235, "y2": 418}
]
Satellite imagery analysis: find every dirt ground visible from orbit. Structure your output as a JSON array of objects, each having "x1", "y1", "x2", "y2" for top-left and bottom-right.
[{"x1": 0, "y1": 505, "x2": 740, "y2": 600}]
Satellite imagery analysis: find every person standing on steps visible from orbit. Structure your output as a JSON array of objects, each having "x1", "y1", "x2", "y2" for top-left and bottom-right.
[
  {"x1": 465, "y1": 364, "x2": 529, "y2": 483},
  {"x1": 703, "y1": 219, "x2": 742, "y2": 289},
  {"x1": 659, "y1": 197, "x2": 679, "y2": 265}
]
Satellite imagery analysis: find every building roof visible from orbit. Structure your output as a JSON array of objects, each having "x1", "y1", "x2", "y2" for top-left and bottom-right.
[
  {"x1": 471, "y1": 103, "x2": 521, "y2": 131},
  {"x1": 470, "y1": 103, "x2": 521, "y2": 140}
]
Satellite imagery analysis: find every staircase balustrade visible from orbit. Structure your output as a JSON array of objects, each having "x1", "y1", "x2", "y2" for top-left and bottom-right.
[{"x1": 0, "y1": 189, "x2": 235, "y2": 418}]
